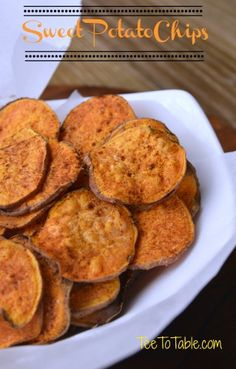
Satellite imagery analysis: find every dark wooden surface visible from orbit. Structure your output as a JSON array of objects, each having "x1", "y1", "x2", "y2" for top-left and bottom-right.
[
  {"x1": 49, "y1": 0, "x2": 236, "y2": 129},
  {"x1": 42, "y1": 86, "x2": 236, "y2": 369}
]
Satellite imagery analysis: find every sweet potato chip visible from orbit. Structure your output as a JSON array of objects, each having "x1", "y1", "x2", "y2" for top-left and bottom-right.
[
  {"x1": 0, "y1": 239, "x2": 42, "y2": 327},
  {"x1": 72, "y1": 271, "x2": 135, "y2": 328},
  {"x1": 33, "y1": 189, "x2": 137, "y2": 282},
  {"x1": 0, "y1": 227, "x2": 5, "y2": 236},
  {"x1": 176, "y1": 161, "x2": 201, "y2": 217},
  {"x1": 12, "y1": 235, "x2": 72, "y2": 344},
  {"x1": 4, "y1": 140, "x2": 81, "y2": 216},
  {"x1": 33, "y1": 259, "x2": 72, "y2": 344},
  {"x1": 0, "y1": 98, "x2": 60, "y2": 144},
  {"x1": 130, "y1": 195, "x2": 195, "y2": 269},
  {"x1": 86, "y1": 124, "x2": 186, "y2": 206},
  {"x1": 0, "y1": 206, "x2": 50, "y2": 230},
  {"x1": 60, "y1": 95, "x2": 136, "y2": 156},
  {"x1": 70, "y1": 278, "x2": 120, "y2": 320},
  {"x1": 0, "y1": 304, "x2": 43, "y2": 349},
  {"x1": 0, "y1": 134, "x2": 48, "y2": 209},
  {"x1": 72, "y1": 298, "x2": 122, "y2": 328}
]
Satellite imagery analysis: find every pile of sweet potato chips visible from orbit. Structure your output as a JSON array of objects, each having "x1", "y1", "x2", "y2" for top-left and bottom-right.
[{"x1": 0, "y1": 95, "x2": 200, "y2": 348}]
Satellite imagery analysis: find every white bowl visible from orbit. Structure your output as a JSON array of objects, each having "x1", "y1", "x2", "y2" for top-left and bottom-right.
[{"x1": 1, "y1": 90, "x2": 235, "y2": 369}]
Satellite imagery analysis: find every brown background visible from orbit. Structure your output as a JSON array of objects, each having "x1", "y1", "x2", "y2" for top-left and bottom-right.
[{"x1": 48, "y1": 0, "x2": 236, "y2": 128}]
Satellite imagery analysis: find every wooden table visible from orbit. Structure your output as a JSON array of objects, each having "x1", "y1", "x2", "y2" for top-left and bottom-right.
[
  {"x1": 49, "y1": 0, "x2": 236, "y2": 129},
  {"x1": 42, "y1": 86, "x2": 236, "y2": 369}
]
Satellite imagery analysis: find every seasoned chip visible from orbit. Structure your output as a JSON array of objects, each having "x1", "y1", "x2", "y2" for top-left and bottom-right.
[
  {"x1": 3, "y1": 140, "x2": 81, "y2": 216},
  {"x1": 70, "y1": 278, "x2": 120, "y2": 320},
  {"x1": 33, "y1": 189, "x2": 137, "y2": 282},
  {"x1": 72, "y1": 298, "x2": 122, "y2": 328},
  {"x1": 0, "y1": 239, "x2": 42, "y2": 327},
  {"x1": 72, "y1": 271, "x2": 135, "y2": 328},
  {"x1": 33, "y1": 263, "x2": 72, "y2": 344},
  {"x1": 0, "y1": 206, "x2": 50, "y2": 230},
  {"x1": 0, "y1": 227, "x2": 5, "y2": 236},
  {"x1": 61, "y1": 95, "x2": 136, "y2": 156},
  {"x1": 0, "y1": 134, "x2": 48, "y2": 209},
  {"x1": 176, "y1": 161, "x2": 201, "y2": 217},
  {"x1": 130, "y1": 195, "x2": 195, "y2": 269},
  {"x1": 12, "y1": 235, "x2": 72, "y2": 344},
  {"x1": 107, "y1": 118, "x2": 179, "y2": 143},
  {"x1": 0, "y1": 98, "x2": 60, "y2": 144},
  {"x1": 86, "y1": 124, "x2": 186, "y2": 206},
  {"x1": 0, "y1": 304, "x2": 43, "y2": 349}
]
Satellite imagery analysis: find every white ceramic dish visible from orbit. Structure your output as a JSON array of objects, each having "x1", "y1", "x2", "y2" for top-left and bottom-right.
[{"x1": 1, "y1": 90, "x2": 235, "y2": 369}]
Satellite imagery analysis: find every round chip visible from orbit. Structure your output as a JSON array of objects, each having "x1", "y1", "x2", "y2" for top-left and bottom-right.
[
  {"x1": 0, "y1": 304, "x2": 43, "y2": 349},
  {"x1": 72, "y1": 298, "x2": 123, "y2": 328},
  {"x1": 70, "y1": 278, "x2": 120, "y2": 319},
  {"x1": 0, "y1": 239, "x2": 42, "y2": 327},
  {"x1": 0, "y1": 134, "x2": 48, "y2": 209},
  {"x1": 3, "y1": 140, "x2": 81, "y2": 216},
  {"x1": 176, "y1": 161, "x2": 201, "y2": 217},
  {"x1": 60, "y1": 95, "x2": 136, "y2": 156},
  {"x1": 0, "y1": 98, "x2": 60, "y2": 144},
  {"x1": 130, "y1": 195, "x2": 195, "y2": 270},
  {"x1": 86, "y1": 124, "x2": 186, "y2": 206},
  {"x1": 72, "y1": 271, "x2": 134, "y2": 328},
  {"x1": 33, "y1": 189, "x2": 137, "y2": 282},
  {"x1": 0, "y1": 206, "x2": 51, "y2": 230},
  {"x1": 11, "y1": 236, "x2": 72, "y2": 344},
  {"x1": 33, "y1": 260, "x2": 72, "y2": 344}
]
